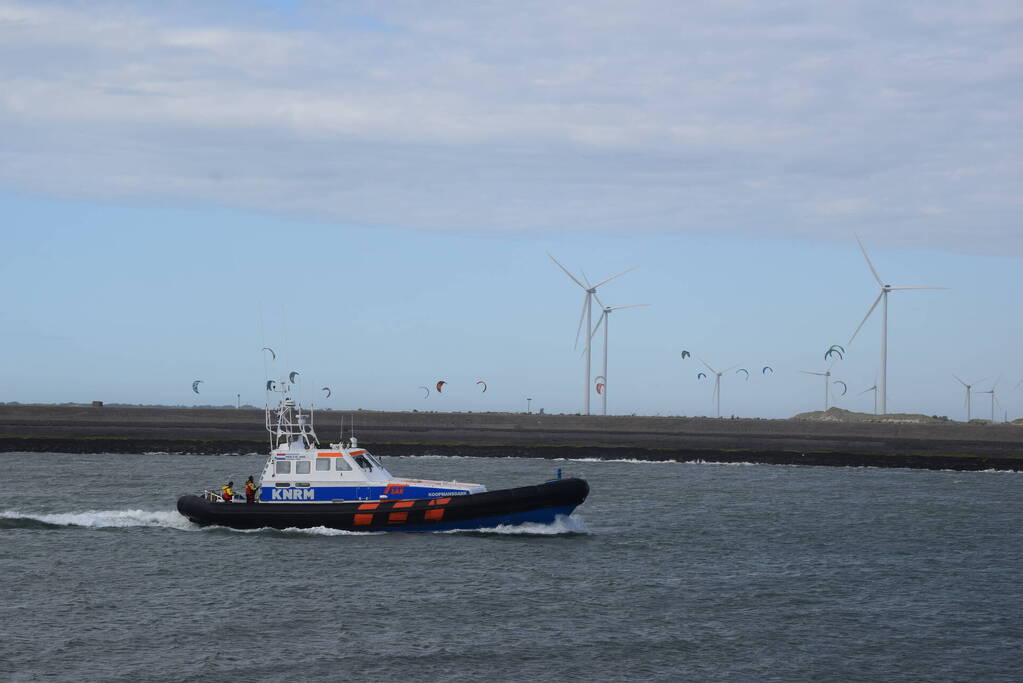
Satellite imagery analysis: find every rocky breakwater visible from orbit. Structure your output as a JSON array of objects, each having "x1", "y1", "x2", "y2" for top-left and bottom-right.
[{"x1": 1, "y1": 404, "x2": 1021, "y2": 470}]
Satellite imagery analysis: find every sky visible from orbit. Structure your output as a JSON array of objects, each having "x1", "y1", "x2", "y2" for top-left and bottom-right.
[{"x1": 1, "y1": 0, "x2": 1021, "y2": 420}]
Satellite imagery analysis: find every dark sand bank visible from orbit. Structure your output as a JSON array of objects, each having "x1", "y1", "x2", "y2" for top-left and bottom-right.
[{"x1": 1, "y1": 404, "x2": 1021, "y2": 470}]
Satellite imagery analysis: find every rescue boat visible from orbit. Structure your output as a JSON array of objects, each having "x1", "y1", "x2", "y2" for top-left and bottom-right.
[{"x1": 175, "y1": 378, "x2": 588, "y2": 531}]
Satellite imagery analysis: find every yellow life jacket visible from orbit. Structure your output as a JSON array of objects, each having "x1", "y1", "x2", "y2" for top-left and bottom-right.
[{"x1": 222, "y1": 485, "x2": 234, "y2": 499}]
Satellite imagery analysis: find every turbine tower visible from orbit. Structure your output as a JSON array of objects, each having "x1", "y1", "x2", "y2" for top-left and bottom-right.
[
  {"x1": 549, "y1": 253, "x2": 636, "y2": 415},
  {"x1": 977, "y1": 377, "x2": 1002, "y2": 422},
  {"x1": 699, "y1": 358, "x2": 738, "y2": 418},
  {"x1": 952, "y1": 374, "x2": 987, "y2": 422},
  {"x1": 800, "y1": 367, "x2": 845, "y2": 411},
  {"x1": 588, "y1": 293, "x2": 649, "y2": 415},
  {"x1": 848, "y1": 235, "x2": 948, "y2": 415}
]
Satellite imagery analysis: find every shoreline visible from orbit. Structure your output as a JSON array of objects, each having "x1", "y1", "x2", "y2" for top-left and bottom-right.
[
  {"x1": 1, "y1": 437, "x2": 1020, "y2": 471},
  {"x1": 1, "y1": 404, "x2": 1020, "y2": 471}
]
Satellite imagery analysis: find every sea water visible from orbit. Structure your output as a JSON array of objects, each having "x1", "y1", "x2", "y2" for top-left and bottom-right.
[{"x1": 1, "y1": 453, "x2": 1020, "y2": 682}]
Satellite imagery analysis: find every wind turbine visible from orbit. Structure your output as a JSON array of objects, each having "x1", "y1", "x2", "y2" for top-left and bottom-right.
[
  {"x1": 977, "y1": 376, "x2": 1002, "y2": 422},
  {"x1": 699, "y1": 358, "x2": 739, "y2": 418},
  {"x1": 587, "y1": 292, "x2": 649, "y2": 415},
  {"x1": 800, "y1": 366, "x2": 845, "y2": 411},
  {"x1": 549, "y1": 253, "x2": 636, "y2": 415},
  {"x1": 952, "y1": 374, "x2": 987, "y2": 422},
  {"x1": 859, "y1": 383, "x2": 878, "y2": 415},
  {"x1": 848, "y1": 235, "x2": 948, "y2": 415}
]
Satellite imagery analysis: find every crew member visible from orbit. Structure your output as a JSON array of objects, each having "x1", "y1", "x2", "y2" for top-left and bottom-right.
[
  {"x1": 221, "y1": 481, "x2": 235, "y2": 503},
  {"x1": 245, "y1": 476, "x2": 258, "y2": 504}
]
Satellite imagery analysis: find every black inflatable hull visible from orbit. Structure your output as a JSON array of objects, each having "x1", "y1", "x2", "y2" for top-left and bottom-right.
[{"x1": 176, "y1": 478, "x2": 589, "y2": 532}]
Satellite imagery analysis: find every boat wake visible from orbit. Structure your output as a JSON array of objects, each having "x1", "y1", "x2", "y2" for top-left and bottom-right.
[
  {"x1": 0, "y1": 509, "x2": 588, "y2": 536},
  {"x1": 442, "y1": 514, "x2": 590, "y2": 536},
  {"x1": 0, "y1": 508, "x2": 194, "y2": 531}
]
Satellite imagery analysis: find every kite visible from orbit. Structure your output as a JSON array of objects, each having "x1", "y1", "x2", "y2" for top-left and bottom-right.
[
  {"x1": 736, "y1": 368, "x2": 750, "y2": 381},
  {"x1": 262, "y1": 347, "x2": 276, "y2": 361},
  {"x1": 833, "y1": 380, "x2": 848, "y2": 396},
  {"x1": 418, "y1": 386, "x2": 430, "y2": 398},
  {"x1": 762, "y1": 366, "x2": 773, "y2": 374},
  {"x1": 825, "y1": 344, "x2": 845, "y2": 361},
  {"x1": 697, "y1": 372, "x2": 707, "y2": 380},
  {"x1": 596, "y1": 382, "x2": 605, "y2": 395},
  {"x1": 322, "y1": 387, "x2": 331, "y2": 398},
  {"x1": 476, "y1": 380, "x2": 487, "y2": 393},
  {"x1": 265, "y1": 380, "x2": 276, "y2": 391},
  {"x1": 289, "y1": 371, "x2": 299, "y2": 383},
  {"x1": 680, "y1": 350, "x2": 691, "y2": 359},
  {"x1": 436, "y1": 381, "x2": 446, "y2": 393},
  {"x1": 192, "y1": 380, "x2": 203, "y2": 394}
]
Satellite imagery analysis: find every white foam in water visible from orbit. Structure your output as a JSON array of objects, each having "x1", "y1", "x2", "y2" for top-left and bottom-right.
[
  {"x1": 442, "y1": 514, "x2": 590, "y2": 535},
  {"x1": 0, "y1": 508, "x2": 196, "y2": 531}
]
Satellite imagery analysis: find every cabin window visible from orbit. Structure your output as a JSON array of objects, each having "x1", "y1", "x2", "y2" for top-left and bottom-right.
[
  {"x1": 353, "y1": 455, "x2": 372, "y2": 470},
  {"x1": 296, "y1": 461, "x2": 311, "y2": 475},
  {"x1": 364, "y1": 452, "x2": 383, "y2": 469},
  {"x1": 275, "y1": 482, "x2": 290, "y2": 487},
  {"x1": 335, "y1": 458, "x2": 352, "y2": 471},
  {"x1": 316, "y1": 459, "x2": 331, "y2": 472},
  {"x1": 276, "y1": 461, "x2": 291, "y2": 474}
]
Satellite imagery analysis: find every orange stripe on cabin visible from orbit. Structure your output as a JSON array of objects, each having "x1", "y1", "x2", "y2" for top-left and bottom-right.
[
  {"x1": 317, "y1": 452, "x2": 340, "y2": 457},
  {"x1": 434, "y1": 498, "x2": 452, "y2": 505},
  {"x1": 358, "y1": 503, "x2": 380, "y2": 510},
  {"x1": 388, "y1": 512, "x2": 408, "y2": 524},
  {"x1": 392, "y1": 500, "x2": 415, "y2": 509},
  {"x1": 349, "y1": 449, "x2": 366, "y2": 455},
  {"x1": 424, "y1": 509, "x2": 444, "y2": 521},
  {"x1": 354, "y1": 514, "x2": 374, "y2": 526}
]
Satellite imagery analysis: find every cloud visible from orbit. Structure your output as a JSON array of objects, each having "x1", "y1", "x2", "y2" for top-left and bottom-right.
[{"x1": 1, "y1": 0, "x2": 1021, "y2": 253}]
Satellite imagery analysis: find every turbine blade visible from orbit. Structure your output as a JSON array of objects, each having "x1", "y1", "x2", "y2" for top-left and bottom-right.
[
  {"x1": 887, "y1": 286, "x2": 950, "y2": 291},
  {"x1": 849, "y1": 292, "x2": 883, "y2": 345},
  {"x1": 593, "y1": 266, "x2": 638, "y2": 289},
  {"x1": 573, "y1": 294, "x2": 588, "y2": 349},
  {"x1": 698, "y1": 358, "x2": 717, "y2": 374},
  {"x1": 858, "y1": 385, "x2": 875, "y2": 395},
  {"x1": 579, "y1": 269, "x2": 592, "y2": 288},
  {"x1": 855, "y1": 234, "x2": 883, "y2": 286},
  {"x1": 722, "y1": 365, "x2": 740, "y2": 374},
  {"x1": 593, "y1": 291, "x2": 607, "y2": 310},
  {"x1": 609, "y1": 303, "x2": 651, "y2": 311},
  {"x1": 547, "y1": 252, "x2": 586, "y2": 289},
  {"x1": 801, "y1": 371, "x2": 826, "y2": 376},
  {"x1": 952, "y1": 374, "x2": 967, "y2": 387},
  {"x1": 588, "y1": 311, "x2": 606, "y2": 344}
]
